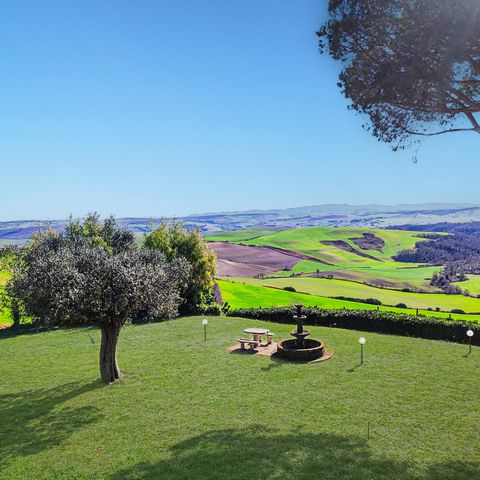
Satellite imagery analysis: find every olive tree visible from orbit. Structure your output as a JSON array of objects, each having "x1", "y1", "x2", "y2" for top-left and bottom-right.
[
  {"x1": 318, "y1": 0, "x2": 480, "y2": 150},
  {"x1": 8, "y1": 223, "x2": 189, "y2": 383}
]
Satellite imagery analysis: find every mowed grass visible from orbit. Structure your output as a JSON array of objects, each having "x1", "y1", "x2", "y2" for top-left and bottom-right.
[
  {"x1": 0, "y1": 316, "x2": 479, "y2": 480},
  {"x1": 218, "y1": 280, "x2": 480, "y2": 322},
  {"x1": 227, "y1": 276, "x2": 480, "y2": 313}
]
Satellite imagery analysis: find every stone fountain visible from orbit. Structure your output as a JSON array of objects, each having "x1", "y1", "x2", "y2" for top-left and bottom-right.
[{"x1": 276, "y1": 304, "x2": 325, "y2": 361}]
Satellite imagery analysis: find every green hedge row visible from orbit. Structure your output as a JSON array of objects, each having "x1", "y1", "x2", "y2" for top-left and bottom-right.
[{"x1": 227, "y1": 307, "x2": 480, "y2": 345}]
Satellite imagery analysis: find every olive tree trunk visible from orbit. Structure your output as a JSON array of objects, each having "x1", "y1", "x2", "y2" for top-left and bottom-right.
[{"x1": 99, "y1": 323, "x2": 121, "y2": 383}]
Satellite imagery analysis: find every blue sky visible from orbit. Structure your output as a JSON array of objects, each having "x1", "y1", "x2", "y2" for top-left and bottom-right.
[{"x1": 0, "y1": 0, "x2": 478, "y2": 220}]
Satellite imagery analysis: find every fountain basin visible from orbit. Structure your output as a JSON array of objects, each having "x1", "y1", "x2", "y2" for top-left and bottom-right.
[{"x1": 276, "y1": 339, "x2": 325, "y2": 362}]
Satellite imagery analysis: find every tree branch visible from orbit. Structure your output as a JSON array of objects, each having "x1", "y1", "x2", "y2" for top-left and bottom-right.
[
  {"x1": 468, "y1": 56, "x2": 480, "y2": 75},
  {"x1": 464, "y1": 111, "x2": 480, "y2": 130},
  {"x1": 448, "y1": 87, "x2": 480, "y2": 110},
  {"x1": 406, "y1": 127, "x2": 479, "y2": 137}
]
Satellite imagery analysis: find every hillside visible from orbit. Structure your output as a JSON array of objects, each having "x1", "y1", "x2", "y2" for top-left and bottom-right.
[{"x1": 208, "y1": 227, "x2": 480, "y2": 319}]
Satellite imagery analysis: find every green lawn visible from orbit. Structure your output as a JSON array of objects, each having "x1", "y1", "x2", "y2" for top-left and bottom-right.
[
  {"x1": 218, "y1": 280, "x2": 480, "y2": 322},
  {"x1": 0, "y1": 316, "x2": 478, "y2": 479}
]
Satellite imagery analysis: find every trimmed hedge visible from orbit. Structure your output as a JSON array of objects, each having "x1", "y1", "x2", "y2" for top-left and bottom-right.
[{"x1": 227, "y1": 307, "x2": 480, "y2": 346}]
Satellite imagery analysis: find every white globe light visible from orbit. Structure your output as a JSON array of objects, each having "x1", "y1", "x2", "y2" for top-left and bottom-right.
[
  {"x1": 359, "y1": 337, "x2": 366, "y2": 345},
  {"x1": 202, "y1": 319, "x2": 208, "y2": 326},
  {"x1": 467, "y1": 329, "x2": 474, "y2": 338}
]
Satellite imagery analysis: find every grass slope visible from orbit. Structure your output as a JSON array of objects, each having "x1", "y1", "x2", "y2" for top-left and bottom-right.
[
  {"x1": 0, "y1": 317, "x2": 478, "y2": 479},
  {"x1": 205, "y1": 228, "x2": 280, "y2": 242},
  {"x1": 227, "y1": 277, "x2": 480, "y2": 313},
  {"x1": 218, "y1": 280, "x2": 480, "y2": 322},
  {"x1": 454, "y1": 274, "x2": 480, "y2": 296},
  {"x1": 214, "y1": 227, "x2": 442, "y2": 291},
  {"x1": 242, "y1": 227, "x2": 424, "y2": 263}
]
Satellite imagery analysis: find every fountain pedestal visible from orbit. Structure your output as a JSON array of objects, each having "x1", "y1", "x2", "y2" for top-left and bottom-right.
[{"x1": 276, "y1": 305, "x2": 325, "y2": 361}]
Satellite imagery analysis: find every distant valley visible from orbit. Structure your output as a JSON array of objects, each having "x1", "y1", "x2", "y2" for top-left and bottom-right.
[{"x1": 2, "y1": 203, "x2": 480, "y2": 245}]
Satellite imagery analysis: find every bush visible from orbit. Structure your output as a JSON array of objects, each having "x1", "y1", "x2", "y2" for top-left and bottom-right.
[
  {"x1": 195, "y1": 303, "x2": 222, "y2": 316},
  {"x1": 283, "y1": 286, "x2": 296, "y2": 292},
  {"x1": 221, "y1": 302, "x2": 231, "y2": 315},
  {"x1": 396, "y1": 303, "x2": 408, "y2": 309},
  {"x1": 333, "y1": 296, "x2": 381, "y2": 305},
  {"x1": 226, "y1": 306, "x2": 480, "y2": 346},
  {"x1": 451, "y1": 309, "x2": 466, "y2": 315},
  {"x1": 144, "y1": 221, "x2": 216, "y2": 314}
]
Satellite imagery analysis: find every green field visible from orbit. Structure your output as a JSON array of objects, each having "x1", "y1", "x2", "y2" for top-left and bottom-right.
[
  {"x1": 207, "y1": 227, "x2": 443, "y2": 291},
  {"x1": 205, "y1": 228, "x2": 281, "y2": 242},
  {"x1": 207, "y1": 227, "x2": 480, "y2": 317},
  {"x1": 226, "y1": 277, "x2": 480, "y2": 313},
  {"x1": 218, "y1": 280, "x2": 480, "y2": 322},
  {"x1": 0, "y1": 316, "x2": 478, "y2": 479},
  {"x1": 454, "y1": 274, "x2": 480, "y2": 296},
  {"x1": 240, "y1": 227, "x2": 426, "y2": 262},
  {"x1": 0, "y1": 269, "x2": 11, "y2": 326}
]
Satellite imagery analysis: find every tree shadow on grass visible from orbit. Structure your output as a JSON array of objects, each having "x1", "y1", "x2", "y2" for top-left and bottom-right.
[
  {"x1": 0, "y1": 380, "x2": 103, "y2": 466},
  {"x1": 109, "y1": 427, "x2": 480, "y2": 480},
  {"x1": 0, "y1": 324, "x2": 97, "y2": 341}
]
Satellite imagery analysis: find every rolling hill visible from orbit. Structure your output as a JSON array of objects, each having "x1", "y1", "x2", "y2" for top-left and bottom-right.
[{"x1": 207, "y1": 226, "x2": 480, "y2": 321}]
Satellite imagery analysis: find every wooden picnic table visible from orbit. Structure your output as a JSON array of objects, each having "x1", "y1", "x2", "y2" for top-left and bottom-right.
[{"x1": 243, "y1": 328, "x2": 270, "y2": 343}]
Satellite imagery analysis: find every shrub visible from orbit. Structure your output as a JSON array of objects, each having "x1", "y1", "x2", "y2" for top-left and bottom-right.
[
  {"x1": 451, "y1": 309, "x2": 466, "y2": 315},
  {"x1": 195, "y1": 303, "x2": 222, "y2": 316},
  {"x1": 396, "y1": 303, "x2": 408, "y2": 309},
  {"x1": 283, "y1": 286, "x2": 296, "y2": 292},
  {"x1": 221, "y1": 302, "x2": 231, "y2": 315},
  {"x1": 144, "y1": 221, "x2": 216, "y2": 314},
  {"x1": 333, "y1": 296, "x2": 381, "y2": 305},
  {"x1": 227, "y1": 306, "x2": 480, "y2": 346}
]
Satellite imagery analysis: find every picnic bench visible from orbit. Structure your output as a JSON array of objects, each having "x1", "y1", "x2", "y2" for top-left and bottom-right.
[{"x1": 238, "y1": 338, "x2": 260, "y2": 350}]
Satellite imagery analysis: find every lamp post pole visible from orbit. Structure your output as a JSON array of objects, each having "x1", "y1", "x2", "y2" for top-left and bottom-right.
[
  {"x1": 359, "y1": 337, "x2": 366, "y2": 364},
  {"x1": 202, "y1": 319, "x2": 208, "y2": 341},
  {"x1": 467, "y1": 329, "x2": 474, "y2": 355}
]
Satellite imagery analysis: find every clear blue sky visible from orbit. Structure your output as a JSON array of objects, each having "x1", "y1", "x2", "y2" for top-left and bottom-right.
[{"x1": 1, "y1": 0, "x2": 478, "y2": 220}]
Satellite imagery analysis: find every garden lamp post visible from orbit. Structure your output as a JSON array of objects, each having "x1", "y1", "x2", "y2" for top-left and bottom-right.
[
  {"x1": 359, "y1": 337, "x2": 366, "y2": 364},
  {"x1": 467, "y1": 329, "x2": 474, "y2": 354},
  {"x1": 202, "y1": 319, "x2": 208, "y2": 341}
]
